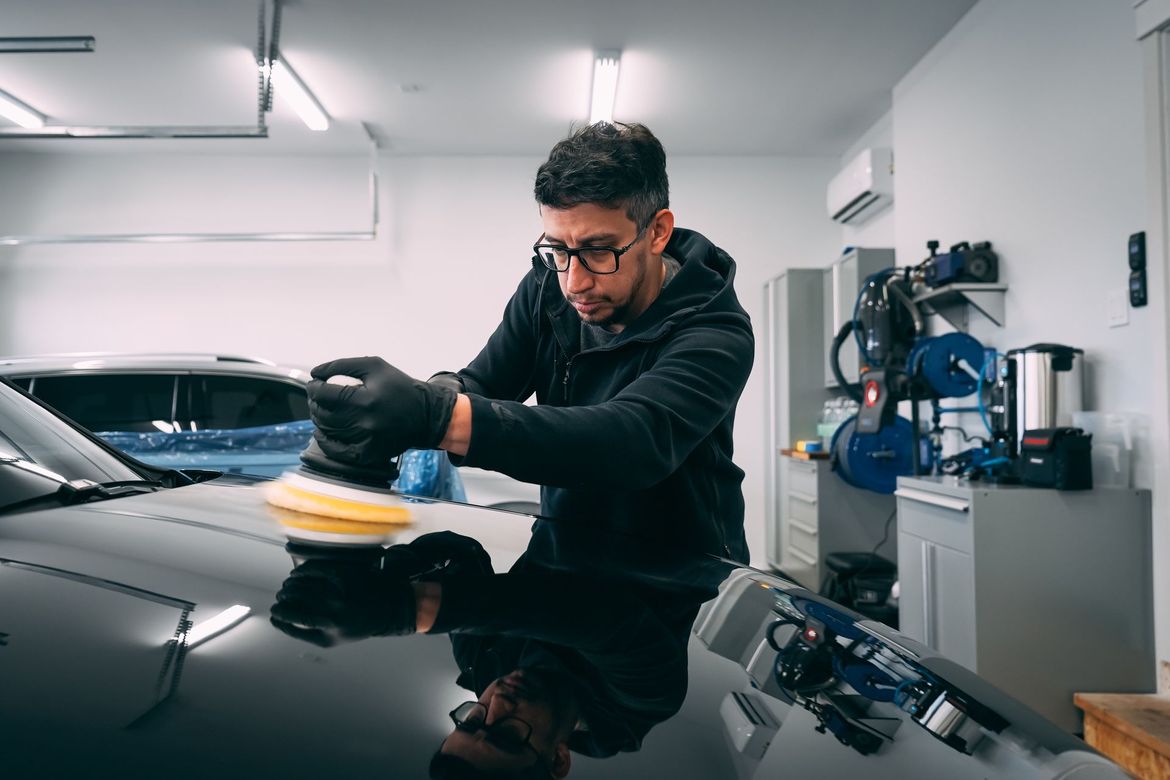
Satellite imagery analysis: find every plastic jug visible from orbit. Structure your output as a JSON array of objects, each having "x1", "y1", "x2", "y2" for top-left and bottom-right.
[{"x1": 1071, "y1": 411, "x2": 1149, "y2": 488}]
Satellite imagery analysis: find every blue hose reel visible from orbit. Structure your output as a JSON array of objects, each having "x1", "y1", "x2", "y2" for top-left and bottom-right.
[
  {"x1": 832, "y1": 333, "x2": 983, "y2": 494},
  {"x1": 831, "y1": 415, "x2": 929, "y2": 494},
  {"x1": 908, "y1": 333, "x2": 985, "y2": 399}
]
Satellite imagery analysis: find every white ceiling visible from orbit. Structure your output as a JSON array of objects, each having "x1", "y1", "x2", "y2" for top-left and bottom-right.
[{"x1": 0, "y1": 0, "x2": 977, "y2": 157}]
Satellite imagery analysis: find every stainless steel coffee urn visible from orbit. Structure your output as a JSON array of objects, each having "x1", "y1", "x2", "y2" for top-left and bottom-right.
[{"x1": 1005, "y1": 344, "x2": 1084, "y2": 451}]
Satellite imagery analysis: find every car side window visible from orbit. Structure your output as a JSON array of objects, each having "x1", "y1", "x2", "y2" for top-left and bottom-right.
[
  {"x1": 10, "y1": 377, "x2": 32, "y2": 391},
  {"x1": 31, "y1": 374, "x2": 178, "y2": 433},
  {"x1": 190, "y1": 375, "x2": 309, "y2": 430}
]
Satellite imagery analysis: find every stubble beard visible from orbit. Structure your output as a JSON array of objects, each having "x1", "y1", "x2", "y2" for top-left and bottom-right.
[{"x1": 576, "y1": 250, "x2": 650, "y2": 331}]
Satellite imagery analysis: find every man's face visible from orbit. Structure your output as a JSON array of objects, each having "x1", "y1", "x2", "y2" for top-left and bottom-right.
[
  {"x1": 540, "y1": 203, "x2": 672, "y2": 334},
  {"x1": 440, "y1": 670, "x2": 573, "y2": 777}
]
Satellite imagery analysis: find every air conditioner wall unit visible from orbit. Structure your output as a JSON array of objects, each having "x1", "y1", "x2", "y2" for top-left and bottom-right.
[{"x1": 827, "y1": 147, "x2": 893, "y2": 225}]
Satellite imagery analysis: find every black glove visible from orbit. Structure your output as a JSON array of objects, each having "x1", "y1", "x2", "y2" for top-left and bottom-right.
[
  {"x1": 269, "y1": 553, "x2": 419, "y2": 647},
  {"x1": 405, "y1": 531, "x2": 494, "y2": 579},
  {"x1": 306, "y1": 356, "x2": 458, "y2": 467}
]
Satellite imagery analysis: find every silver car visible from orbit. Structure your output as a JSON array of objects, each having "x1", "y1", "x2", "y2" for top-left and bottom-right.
[{"x1": 0, "y1": 351, "x2": 539, "y2": 508}]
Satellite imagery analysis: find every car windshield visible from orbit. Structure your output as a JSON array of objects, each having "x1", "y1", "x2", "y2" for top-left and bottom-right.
[{"x1": 0, "y1": 380, "x2": 144, "y2": 488}]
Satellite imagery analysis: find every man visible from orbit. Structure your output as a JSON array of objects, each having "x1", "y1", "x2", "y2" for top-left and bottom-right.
[{"x1": 309, "y1": 122, "x2": 754, "y2": 561}]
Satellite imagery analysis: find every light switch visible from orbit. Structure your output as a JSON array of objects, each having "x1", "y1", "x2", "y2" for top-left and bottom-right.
[{"x1": 1108, "y1": 288, "x2": 1130, "y2": 328}]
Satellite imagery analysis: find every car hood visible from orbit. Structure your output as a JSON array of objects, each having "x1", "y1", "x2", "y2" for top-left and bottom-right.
[
  {"x1": 0, "y1": 478, "x2": 1114, "y2": 779},
  {"x1": 0, "y1": 478, "x2": 540, "y2": 777}
]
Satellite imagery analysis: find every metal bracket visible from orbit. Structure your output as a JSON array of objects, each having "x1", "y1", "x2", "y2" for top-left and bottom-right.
[{"x1": 913, "y1": 283, "x2": 1007, "y2": 332}]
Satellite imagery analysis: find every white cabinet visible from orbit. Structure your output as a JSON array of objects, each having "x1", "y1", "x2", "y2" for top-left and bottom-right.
[
  {"x1": 895, "y1": 476, "x2": 1155, "y2": 731},
  {"x1": 763, "y1": 270, "x2": 832, "y2": 569},
  {"x1": 897, "y1": 533, "x2": 976, "y2": 668}
]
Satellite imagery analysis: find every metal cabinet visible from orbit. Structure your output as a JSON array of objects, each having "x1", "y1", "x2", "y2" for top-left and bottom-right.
[
  {"x1": 897, "y1": 533, "x2": 976, "y2": 668},
  {"x1": 778, "y1": 455, "x2": 896, "y2": 590},
  {"x1": 822, "y1": 247, "x2": 895, "y2": 388},
  {"x1": 763, "y1": 269, "x2": 833, "y2": 569},
  {"x1": 895, "y1": 476, "x2": 1155, "y2": 731},
  {"x1": 764, "y1": 265, "x2": 900, "y2": 577}
]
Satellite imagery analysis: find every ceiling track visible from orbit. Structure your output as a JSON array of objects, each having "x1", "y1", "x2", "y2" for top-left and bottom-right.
[
  {"x1": 3, "y1": 0, "x2": 280, "y2": 140},
  {"x1": 0, "y1": 1, "x2": 380, "y2": 245},
  {"x1": 0, "y1": 36, "x2": 96, "y2": 54},
  {"x1": 0, "y1": 231, "x2": 374, "y2": 246},
  {"x1": 0, "y1": 126, "x2": 267, "y2": 139}
]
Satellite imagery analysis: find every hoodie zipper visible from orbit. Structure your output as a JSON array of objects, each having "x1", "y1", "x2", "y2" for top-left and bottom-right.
[{"x1": 561, "y1": 357, "x2": 574, "y2": 403}]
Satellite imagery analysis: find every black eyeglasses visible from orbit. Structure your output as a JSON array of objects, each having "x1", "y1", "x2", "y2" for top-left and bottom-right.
[
  {"x1": 532, "y1": 228, "x2": 645, "y2": 275},
  {"x1": 449, "y1": 701, "x2": 540, "y2": 758}
]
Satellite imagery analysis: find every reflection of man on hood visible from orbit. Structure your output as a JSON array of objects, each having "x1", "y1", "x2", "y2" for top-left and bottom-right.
[
  {"x1": 433, "y1": 564, "x2": 691, "y2": 763},
  {"x1": 270, "y1": 526, "x2": 724, "y2": 775}
]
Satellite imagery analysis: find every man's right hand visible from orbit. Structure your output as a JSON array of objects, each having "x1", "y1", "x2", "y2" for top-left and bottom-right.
[{"x1": 306, "y1": 356, "x2": 458, "y2": 467}]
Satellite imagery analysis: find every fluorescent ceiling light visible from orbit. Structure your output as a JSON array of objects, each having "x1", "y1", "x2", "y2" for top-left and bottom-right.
[
  {"x1": 272, "y1": 57, "x2": 329, "y2": 131},
  {"x1": 589, "y1": 50, "x2": 621, "y2": 124},
  {"x1": 173, "y1": 605, "x2": 251, "y2": 649},
  {"x1": 0, "y1": 87, "x2": 46, "y2": 129},
  {"x1": 0, "y1": 36, "x2": 95, "y2": 53}
]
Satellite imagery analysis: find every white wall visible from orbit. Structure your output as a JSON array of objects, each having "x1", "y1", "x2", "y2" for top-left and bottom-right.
[
  {"x1": 840, "y1": 111, "x2": 896, "y2": 251},
  {"x1": 880, "y1": 0, "x2": 1167, "y2": 670},
  {"x1": 670, "y1": 157, "x2": 842, "y2": 564},
  {"x1": 894, "y1": 0, "x2": 1148, "y2": 415},
  {"x1": 0, "y1": 150, "x2": 840, "y2": 568}
]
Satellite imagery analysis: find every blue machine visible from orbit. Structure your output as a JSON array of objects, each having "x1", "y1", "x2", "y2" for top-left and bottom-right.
[
  {"x1": 907, "y1": 333, "x2": 984, "y2": 400},
  {"x1": 831, "y1": 415, "x2": 926, "y2": 495},
  {"x1": 831, "y1": 325, "x2": 986, "y2": 494}
]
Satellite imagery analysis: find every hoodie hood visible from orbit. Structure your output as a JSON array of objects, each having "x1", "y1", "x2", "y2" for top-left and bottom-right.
[{"x1": 540, "y1": 226, "x2": 751, "y2": 349}]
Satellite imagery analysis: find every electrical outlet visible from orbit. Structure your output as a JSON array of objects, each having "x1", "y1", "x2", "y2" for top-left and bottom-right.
[
  {"x1": 1160, "y1": 659, "x2": 1170, "y2": 694},
  {"x1": 1107, "y1": 289, "x2": 1130, "y2": 328}
]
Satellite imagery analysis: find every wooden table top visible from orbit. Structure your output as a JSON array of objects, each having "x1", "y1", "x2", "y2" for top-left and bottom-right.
[{"x1": 1075, "y1": 693, "x2": 1170, "y2": 758}]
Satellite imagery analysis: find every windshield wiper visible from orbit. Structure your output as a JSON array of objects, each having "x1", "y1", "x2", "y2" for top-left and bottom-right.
[
  {"x1": 0, "y1": 477, "x2": 167, "y2": 516},
  {"x1": 59, "y1": 478, "x2": 168, "y2": 501}
]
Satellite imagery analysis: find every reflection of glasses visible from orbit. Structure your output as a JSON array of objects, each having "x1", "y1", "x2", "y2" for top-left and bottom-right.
[
  {"x1": 532, "y1": 228, "x2": 644, "y2": 275},
  {"x1": 450, "y1": 701, "x2": 540, "y2": 758}
]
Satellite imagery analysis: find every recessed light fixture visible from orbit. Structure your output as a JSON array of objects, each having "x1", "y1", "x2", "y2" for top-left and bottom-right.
[
  {"x1": 0, "y1": 87, "x2": 46, "y2": 129},
  {"x1": 271, "y1": 56, "x2": 329, "y2": 131},
  {"x1": 589, "y1": 50, "x2": 621, "y2": 125}
]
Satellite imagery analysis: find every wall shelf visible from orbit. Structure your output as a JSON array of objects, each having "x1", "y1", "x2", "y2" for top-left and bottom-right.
[{"x1": 913, "y1": 282, "x2": 1007, "y2": 331}]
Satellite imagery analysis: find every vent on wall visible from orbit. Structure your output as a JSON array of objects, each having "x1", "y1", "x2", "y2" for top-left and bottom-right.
[{"x1": 827, "y1": 147, "x2": 893, "y2": 225}]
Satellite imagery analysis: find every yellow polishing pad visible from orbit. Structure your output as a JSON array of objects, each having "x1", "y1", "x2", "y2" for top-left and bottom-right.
[
  {"x1": 264, "y1": 480, "x2": 413, "y2": 525},
  {"x1": 266, "y1": 506, "x2": 404, "y2": 547}
]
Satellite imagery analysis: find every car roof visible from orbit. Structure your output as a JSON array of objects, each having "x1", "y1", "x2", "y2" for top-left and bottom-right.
[{"x1": 0, "y1": 352, "x2": 310, "y2": 382}]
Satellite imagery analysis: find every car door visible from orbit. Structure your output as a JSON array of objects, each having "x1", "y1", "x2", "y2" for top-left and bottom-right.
[{"x1": 177, "y1": 373, "x2": 311, "y2": 477}]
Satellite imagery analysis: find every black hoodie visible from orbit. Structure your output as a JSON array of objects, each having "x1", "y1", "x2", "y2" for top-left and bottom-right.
[{"x1": 438, "y1": 227, "x2": 753, "y2": 562}]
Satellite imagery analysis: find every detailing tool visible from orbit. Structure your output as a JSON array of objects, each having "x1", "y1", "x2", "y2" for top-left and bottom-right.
[{"x1": 265, "y1": 374, "x2": 414, "y2": 546}]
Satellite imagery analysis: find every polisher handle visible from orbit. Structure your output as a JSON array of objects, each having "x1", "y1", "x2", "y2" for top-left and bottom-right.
[{"x1": 326, "y1": 375, "x2": 364, "y2": 387}]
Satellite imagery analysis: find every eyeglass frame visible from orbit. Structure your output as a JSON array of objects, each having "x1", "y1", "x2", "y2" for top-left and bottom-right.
[
  {"x1": 449, "y1": 701, "x2": 542, "y2": 760},
  {"x1": 531, "y1": 226, "x2": 647, "y2": 275}
]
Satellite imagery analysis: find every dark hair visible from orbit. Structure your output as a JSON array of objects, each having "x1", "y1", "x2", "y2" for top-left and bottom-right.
[
  {"x1": 428, "y1": 752, "x2": 552, "y2": 779},
  {"x1": 534, "y1": 122, "x2": 669, "y2": 231}
]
